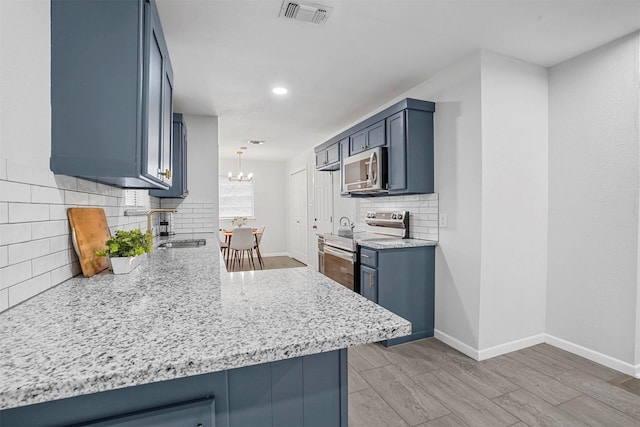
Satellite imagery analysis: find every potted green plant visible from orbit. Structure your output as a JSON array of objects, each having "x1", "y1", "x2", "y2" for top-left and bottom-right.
[{"x1": 96, "y1": 229, "x2": 152, "y2": 274}]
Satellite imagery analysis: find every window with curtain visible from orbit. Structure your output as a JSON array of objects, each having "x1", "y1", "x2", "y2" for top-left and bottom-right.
[{"x1": 219, "y1": 176, "x2": 254, "y2": 219}]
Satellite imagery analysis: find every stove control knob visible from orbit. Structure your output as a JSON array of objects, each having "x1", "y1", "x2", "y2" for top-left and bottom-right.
[
  {"x1": 391, "y1": 213, "x2": 397, "y2": 219},
  {"x1": 397, "y1": 213, "x2": 403, "y2": 220}
]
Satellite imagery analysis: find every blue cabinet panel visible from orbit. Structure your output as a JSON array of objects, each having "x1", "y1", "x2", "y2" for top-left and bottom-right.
[
  {"x1": 302, "y1": 352, "x2": 345, "y2": 427},
  {"x1": 272, "y1": 358, "x2": 304, "y2": 427},
  {"x1": 228, "y1": 363, "x2": 272, "y2": 427},
  {"x1": 387, "y1": 111, "x2": 407, "y2": 191},
  {"x1": 359, "y1": 246, "x2": 435, "y2": 346}
]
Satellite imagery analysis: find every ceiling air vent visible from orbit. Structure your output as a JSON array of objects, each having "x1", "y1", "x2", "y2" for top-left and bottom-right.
[{"x1": 279, "y1": 1, "x2": 333, "y2": 25}]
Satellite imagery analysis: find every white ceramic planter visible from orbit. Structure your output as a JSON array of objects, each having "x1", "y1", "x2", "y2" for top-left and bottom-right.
[{"x1": 109, "y1": 254, "x2": 144, "y2": 274}]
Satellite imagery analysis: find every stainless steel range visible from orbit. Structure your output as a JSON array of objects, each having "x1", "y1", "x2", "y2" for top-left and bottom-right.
[{"x1": 318, "y1": 211, "x2": 409, "y2": 292}]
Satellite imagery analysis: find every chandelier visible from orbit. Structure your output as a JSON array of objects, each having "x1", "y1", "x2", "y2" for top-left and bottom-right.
[{"x1": 228, "y1": 150, "x2": 253, "y2": 182}]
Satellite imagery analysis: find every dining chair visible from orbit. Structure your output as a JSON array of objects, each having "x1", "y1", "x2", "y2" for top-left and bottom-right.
[
  {"x1": 229, "y1": 227, "x2": 256, "y2": 270},
  {"x1": 217, "y1": 232, "x2": 230, "y2": 267},
  {"x1": 254, "y1": 226, "x2": 265, "y2": 269}
]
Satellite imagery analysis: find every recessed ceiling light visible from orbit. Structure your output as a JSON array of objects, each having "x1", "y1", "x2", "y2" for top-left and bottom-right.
[{"x1": 272, "y1": 87, "x2": 288, "y2": 95}]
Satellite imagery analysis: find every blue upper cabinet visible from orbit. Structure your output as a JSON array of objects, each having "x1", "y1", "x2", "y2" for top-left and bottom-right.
[
  {"x1": 349, "y1": 120, "x2": 385, "y2": 155},
  {"x1": 315, "y1": 140, "x2": 341, "y2": 171},
  {"x1": 315, "y1": 98, "x2": 434, "y2": 196},
  {"x1": 387, "y1": 108, "x2": 434, "y2": 195},
  {"x1": 150, "y1": 114, "x2": 188, "y2": 198},
  {"x1": 50, "y1": 0, "x2": 174, "y2": 189}
]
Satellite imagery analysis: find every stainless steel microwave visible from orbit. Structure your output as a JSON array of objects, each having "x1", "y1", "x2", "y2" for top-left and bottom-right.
[{"x1": 342, "y1": 147, "x2": 387, "y2": 194}]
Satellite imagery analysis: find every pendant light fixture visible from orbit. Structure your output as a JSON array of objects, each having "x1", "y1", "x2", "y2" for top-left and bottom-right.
[{"x1": 228, "y1": 150, "x2": 253, "y2": 182}]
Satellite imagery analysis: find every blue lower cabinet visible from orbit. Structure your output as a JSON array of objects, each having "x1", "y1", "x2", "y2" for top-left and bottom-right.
[
  {"x1": 359, "y1": 246, "x2": 435, "y2": 346},
  {"x1": 0, "y1": 350, "x2": 348, "y2": 427}
]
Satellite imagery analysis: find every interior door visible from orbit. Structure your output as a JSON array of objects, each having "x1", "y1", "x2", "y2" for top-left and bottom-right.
[
  {"x1": 290, "y1": 168, "x2": 308, "y2": 264},
  {"x1": 314, "y1": 170, "x2": 333, "y2": 235}
]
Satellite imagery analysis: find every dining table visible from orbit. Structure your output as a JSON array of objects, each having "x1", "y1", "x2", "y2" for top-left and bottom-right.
[{"x1": 220, "y1": 228, "x2": 264, "y2": 269}]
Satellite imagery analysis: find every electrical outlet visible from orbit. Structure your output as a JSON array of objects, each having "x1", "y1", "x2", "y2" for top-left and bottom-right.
[{"x1": 439, "y1": 213, "x2": 448, "y2": 228}]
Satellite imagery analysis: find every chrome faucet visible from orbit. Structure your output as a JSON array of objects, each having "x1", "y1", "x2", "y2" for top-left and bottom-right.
[{"x1": 146, "y1": 209, "x2": 177, "y2": 235}]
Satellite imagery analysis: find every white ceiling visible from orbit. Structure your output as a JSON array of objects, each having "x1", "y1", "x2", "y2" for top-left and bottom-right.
[{"x1": 156, "y1": 0, "x2": 640, "y2": 161}]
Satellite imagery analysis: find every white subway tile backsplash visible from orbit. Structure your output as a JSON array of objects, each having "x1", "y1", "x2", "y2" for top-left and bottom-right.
[
  {"x1": 0, "y1": 181, "x2": 31, "y2": 203},
  {"x1": 49, "y1": 204, "x2": 69, "y2": 221},
  {"x1": 0, "y1": 202, "x2": 8, "y2": 223},
  {"x1": 32, "y1": 220, "x2": 69, "y2": 240},
  {"x1": 49, "y1": 235, "x2": 72, "y2": 253},
  {"x1": 8, "y1": 272, "x2": 51, "y2": 306},
  {"x1": 0, "y1": 261, "x2": 32, "y2": 290},
  {"x1": 9, "y1": 203, "x2": 50, "y2": 223},
  {"x1": 76, "y1": 179, "x2": 98, "y2": 193},
  {"x1": 54, "y1": 175, "x2": 77, "y2": 190},
  {"x1": 31, "y1": 185, "x2": 64, "y2": 204},
  {"x1": 0, "y1": 246, "x2": 7, "y2": 268},
  {"x1": 0, "y1": 223, "x2": 32, "y2": 245},
  {"x1": 50, "y1": 262, "x2": 78, "y2": 287},
  {"x1": 64, "y1": 190, "x2": 90, "y2": 205},
  {"x1": 32, "y1": 251, "x2": 70, "y2": 276},
  {"x1": 0, "y1": 288, "x2": 8, "y2": 311},
  {"x1": 8, "y1": 239, "x2": 50, "y2": 265}
]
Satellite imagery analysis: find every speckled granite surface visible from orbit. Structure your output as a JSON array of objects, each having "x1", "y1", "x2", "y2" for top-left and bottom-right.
[
  {"x1": 356, "y1": 237, "x2": 437, "y2": 249},
  {"x1": 0, "y1": 235, "x2": 410, "y2": 410}
]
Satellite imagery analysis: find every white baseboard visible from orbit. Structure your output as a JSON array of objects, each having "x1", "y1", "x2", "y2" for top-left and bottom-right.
[
  {"x1": 477, "y1": 334, "x2": 546, "y2": 361},
  {"x1": 261, "y1": 252, "x2": 293, "y2": 258},
  {"x1": 434, "y1": 329, "x2": 479, "y2": 360},
  {"x1": 545, "y1": 334, "x2": 639, "y2": 378},
  {"x1": 434, "y1": 330, "x2": 639, "y2": 377}
]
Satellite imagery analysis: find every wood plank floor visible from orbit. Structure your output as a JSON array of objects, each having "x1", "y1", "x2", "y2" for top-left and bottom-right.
[
  {"x1": 225, "y1": 255, "x2": 305, "y2": 272},
  {"x1": 348, "y1": 339, "x2": 640, "y2": 427}
]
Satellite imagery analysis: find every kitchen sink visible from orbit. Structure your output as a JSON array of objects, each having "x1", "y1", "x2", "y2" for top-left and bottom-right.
[{"x1": 157, "y1": 239, "x2": 207, "y2": 248}]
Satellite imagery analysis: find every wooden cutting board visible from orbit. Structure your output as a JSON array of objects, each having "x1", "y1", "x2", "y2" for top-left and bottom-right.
[{"x1": 67, "y1": 208, "x2": 111, "y2": 277}]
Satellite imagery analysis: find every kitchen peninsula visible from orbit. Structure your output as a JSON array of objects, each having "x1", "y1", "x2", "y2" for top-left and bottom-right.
[{"x1": 0, "y1": 236, "x2": 410, "y2": 426}]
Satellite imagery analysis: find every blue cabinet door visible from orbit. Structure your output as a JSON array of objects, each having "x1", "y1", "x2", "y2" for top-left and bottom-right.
[
  {"x1": 360, "y1": 265, "x2": 378, "y2": 303},
  {"x1": 150, "y1": 114, "x2": 188, "y2": 198},
  {"x1": 315, "y1": 142, "x2": 340, "y2": 171},
  {"x1": 365, "y1": 120, "x2": 385, "y2": 150},
  {"x1": 326, "y1": 143, "x2": 340, "y2": 165},
  {"x1": 349, "y1": 120, "x2": 385, "y2": 155},
  {"x1": 349, "y1": 129, "x2": 367, "y2": 154},
  {"x1": 386, "y1": 111, "x2": 407, "y2": 192}
]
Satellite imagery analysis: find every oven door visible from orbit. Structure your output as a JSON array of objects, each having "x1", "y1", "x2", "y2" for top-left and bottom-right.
[{"x1": 323, "y1": 245, "x2": 355, "y2": 291}]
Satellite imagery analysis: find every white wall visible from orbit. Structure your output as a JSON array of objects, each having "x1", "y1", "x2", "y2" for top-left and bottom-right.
[
  {"x1": 218, "y1": 157, "x2": 287, "y2": 255},
  {"x1": 160, "y1": 114, "x2": 219, "y2": 235},
  {"x1": 547, "y1": 32, "x2": 640, "y2": 367},
  {"x1": 477, "y1": 51, "x2": 548, "y2": 354}
]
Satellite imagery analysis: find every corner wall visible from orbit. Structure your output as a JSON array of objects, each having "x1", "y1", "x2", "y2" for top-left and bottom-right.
[
  {"x1": 477, "y1": 51, "x2": 548, "y2": 355},
  {"x1": 547, "y1": 32, "x2": 640, "y2": 369}
]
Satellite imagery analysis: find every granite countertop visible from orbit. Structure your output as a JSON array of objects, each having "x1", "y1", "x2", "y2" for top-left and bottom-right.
[
  {"x1": 355, "y1": 236, "x2": 438, "y2": 250},
  {"x1": 0, "y1": 235, "x2": 410, "y2": 410}
]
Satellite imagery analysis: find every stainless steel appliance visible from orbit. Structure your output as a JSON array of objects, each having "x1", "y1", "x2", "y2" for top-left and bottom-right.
[
  {"x1": 323, "y1": 233, "x2": 358, "y2": 292},
  {"x1": 342, "y1": 147, "x2": 387, "y2": 194},
  {"x1": 319, "y1": 210, "x2": 410, "y2": 292}
]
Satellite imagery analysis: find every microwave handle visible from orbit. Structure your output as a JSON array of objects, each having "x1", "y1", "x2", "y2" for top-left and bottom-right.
[{"x1": 369, "y1": 151, "x2": 377, "y2": 186}]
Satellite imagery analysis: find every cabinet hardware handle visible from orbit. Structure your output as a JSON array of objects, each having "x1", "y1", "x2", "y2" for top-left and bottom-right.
[
  {"x1": 361, "y1": 254, "x2": 370, "y2": 258},
  {"x1": 369, "y1": 274, "x2": 373, "y2": 288},
  {"x1": 158, "y1": 168, "x2": 171, "y2": 179},
  {"x1": 361, "y1": 145, "x2": 365, "y2": 150}
]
